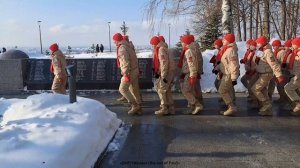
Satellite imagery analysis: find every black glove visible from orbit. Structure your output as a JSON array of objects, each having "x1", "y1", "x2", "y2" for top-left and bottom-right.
[
  {"x1": 163, "y1": 78, "x2": 168, "y2": 83},
  {"x1": 240, "y1": 59, "x2": 245, "y2": 64},
  {"x1": 217, "y1": 61, "x2": 221, "y2": 65},
  {"x1": 154, "y1": 73, "x2": 160, "y2": 79},
  {"x1": 232, "y1": 80, "x2": 237, "y2": 86},
  {"x1": 255, "y1": 57, "x2": 260, "y2": 65},
  {"x1": 281, "y1": 63, "x2": 287, "y2": 68},
  {"x1": 212, "y1": 69, "x2": 219, "y2": 75}
]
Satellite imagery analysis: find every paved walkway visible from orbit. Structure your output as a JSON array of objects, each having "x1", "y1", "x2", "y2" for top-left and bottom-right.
[{"x1": 94, "y1": 92, "x2": 300, "y2": 168}]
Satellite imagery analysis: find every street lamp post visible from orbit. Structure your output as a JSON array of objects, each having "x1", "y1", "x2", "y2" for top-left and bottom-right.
[
  {"x1": 37, "y1": 21, "x2": 43, "y2": 54},
  {"x1": 108, "y1": 22, "x2": 111, "y2": 52},
  {"x1": 168, "y1": 23, "x2": 171, "y2": 48}
]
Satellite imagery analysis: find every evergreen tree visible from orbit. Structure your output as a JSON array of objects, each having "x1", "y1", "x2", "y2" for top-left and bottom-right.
[{"x1": 199, "y1": 11, "x2": 222, "y2": 51}]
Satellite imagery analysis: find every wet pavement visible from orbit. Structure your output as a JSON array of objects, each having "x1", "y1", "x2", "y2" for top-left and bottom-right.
[
  {"x1": 1, "y1": 92, "x2": 300, "y2": 168},
  {"x1": 93, "y1": 92, "x2": 300, "y2": 168}
]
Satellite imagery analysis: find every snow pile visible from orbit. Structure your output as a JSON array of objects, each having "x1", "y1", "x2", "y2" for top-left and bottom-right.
[{"x1": 0, "y1": 93, "x2": 121, "y2": 168}]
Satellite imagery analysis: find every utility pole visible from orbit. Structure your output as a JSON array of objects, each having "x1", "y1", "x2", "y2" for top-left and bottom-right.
[
  {"x1": 168, "y1": 23, "x2": 171, "y2": 47},
  {"x1": 37, "y1": 21, "x2": 43, "y2": 54},
  {"x1": 108, "y1": 22, "x2": 111, "y2": 52}
]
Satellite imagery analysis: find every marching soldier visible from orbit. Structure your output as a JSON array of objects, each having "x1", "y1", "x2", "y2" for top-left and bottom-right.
[
  {"x1": 240, "y1": 40, "x2": 257, "y2": 103},
  {"x1": 214, "y1": 34, "x2": 240, "y2": 116},
  {"x1": 178, "y1": 35, "x2": 203, "y2": 115},
  {"x1": 240, "y1": 40, "x2": 255, "y2": 94},
  {"x1": 268, "y1": 40, "x2": 285, "y2": 100},
  {"x1": 116, "y1": 35, "x2": 143, "y2": 106},
  {"x1": 191, "y1": 35, "x2": 204, "y2": 104},
  {"x1": 271, "y1": 40, "x2": 288, "y2": 103},
  {"x1": 49, "y1": 43, "x2": 67, "y2": 94},
  {"x1": 210, "y1": 39, "x2": 223, "y2": 92},
  {"x1": 252, "y1": 36, "x2": 284, "y2": 116},
  {"x1": 113, "y1": 33, "x2": 142, "y2": 115},
  {"x1": 284, "y1": 37, "x2": 300, "y2": 115},
  {"x1": 150, "y1": 36, "x2": 176, "y2": 115}
]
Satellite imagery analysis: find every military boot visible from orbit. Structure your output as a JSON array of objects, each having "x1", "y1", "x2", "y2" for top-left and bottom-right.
[
  {"x1": 222, "y1": 103, "x2": 237, "y2": 116},
  {"x1": 259, "y1": 101, "x2": 272, "y2": 112},
  {"x1": 184, "y1": 104, "x2": 195, "y2": 115},
  {"x1": 291, "y1": 111, "x2": 300, "y2": 116},
  {"x1": 155, "y1": 105, "x2": 168, "y2": 116},
  {"x1": 192, "y1": 102, "x2": 204, "y2": 115},
  {"x1": 168, "y1": 105, "x2": 176, "y2": 115},
  {"x1": 198, "y1": 98, "x2": 204, "y2": 106},
  {"x1": 258, "y1": 109, "x2": 273, "y2": 116},
  {"x1": 128, "y1": 103, "x2": 142, "y2": 115},
  {"x1": 117, "y1": 96, "x2": 127, "y2": 102},
  {"x1": 293, "y1": 101, "x2": 300, "y2": 113}
]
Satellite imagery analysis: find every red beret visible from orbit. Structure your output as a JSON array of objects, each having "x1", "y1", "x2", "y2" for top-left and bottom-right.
[
  {"x1": 158, "y1": 36, "x2": 165, "y2": 42},
  {"x1": 292, "y1": 37, "x2": 300, "y2": 46},
  {"x1": 49, "y1": 43, "x2": 59, "y2": 53},
  {"x1": 224, "y1": 34, "x2": 235, "y2": 43},
  {"x1": 214, "y1": 39, "x2": 223, "y2": 47},
  {"x1": 271, "y1": 40, "x2": 281, "y2": 47},
  {"x1": 181, "y1": 35, "x2": 194, "y2": 45},
  {"x1": 123, "y1": 35, "x2": 129, "y2": 42},
  {"x1": 113, "y1": 33, "x2": 123, "y2": 42},
  {"x1": 249, "y1": 40, "x2": 257, "y2": 47},
  {"x1": 190, "y1": 35, "x2": 195, "y2": 42},
  {"x1": 256, "y1": 36, "x2": 268, "y2": 46},
  {"x1": 284, "y1": 40, "x2": 292, "y2": 47},
  {"x1": 246, "y1": 39, "x2": 254, "y2": 45},
  {"x1": 150, "y1": 36, "x2": 160, "y2": 45}
]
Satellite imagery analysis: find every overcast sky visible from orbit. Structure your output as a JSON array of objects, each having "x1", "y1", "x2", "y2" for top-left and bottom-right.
[{"x1": 0, "y1": 0, "x2": 190, "y2": 48}]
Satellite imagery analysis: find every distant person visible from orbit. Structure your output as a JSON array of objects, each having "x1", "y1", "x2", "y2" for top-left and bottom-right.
[
  {"x1": 2, "y1": 47, "x2": 6, "y2": 53},
  {"x1": 49, "y1": 43, "x2": 67, "y2": 94},
  {"x1": 100, "y1": 44, "x2": 104, "y2": 53},
  {"x1": 96, "y1": 44, "x2": 100, "y2": 53}
]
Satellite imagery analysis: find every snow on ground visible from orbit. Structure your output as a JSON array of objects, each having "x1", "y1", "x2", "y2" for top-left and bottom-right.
[
  {"x1": 28, "y1": 49, "x2": 153, "y2": 59},
  {"x1": 0, "y1": 93, "x2": 121, "y2": 168}
]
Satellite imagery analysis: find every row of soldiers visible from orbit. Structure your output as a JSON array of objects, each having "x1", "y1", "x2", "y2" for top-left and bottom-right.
[
  {"x1": 235, "y1": 37, "x2": 300, "y2": 116},
  {"x1": 112, "y1": 33, "x2": 204, "y2": 116},
  {"x1": 46, "y1": 33, "x2": 300, "y2": 117},
  {"x1": 113, "y1": 32, "x2": 300, "y2": 117}
]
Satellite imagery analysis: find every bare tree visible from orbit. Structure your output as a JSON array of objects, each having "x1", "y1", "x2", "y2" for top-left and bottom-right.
[
  {"x1": 145, "y1": 0, "x2": 300, "y2": 42},
  {"x1": 263, "y1": 0, "x2": 270, "y2": 39},
  {"x1": 232, "y1": 0, "x2": 242, "y2": 41},
  {"x1": 255, "y1": 0, "x2": 260, "y2": 38},
  {"x1": 249, "y1": 0, "x2": 254, "y2": 39},
  {"x1": 222, "y1": 0, "x2": 234, "y2": 34},
  {"x1": 281, "y1": 0, "x2": 287, "y2": 40}
]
